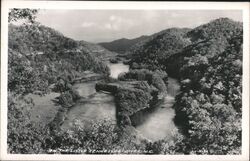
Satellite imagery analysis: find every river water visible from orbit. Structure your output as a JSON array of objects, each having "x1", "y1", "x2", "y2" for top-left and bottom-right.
[
  {"x1": 61, "y1": 81, "x2": 117, "y2": 129},
  {"x1": 108, "y1": 63, "x2": 129, "y2": 78},
  {"x1": 61, "y1": 63, "x2": 129, "y2": 129},
  {"x1": 34, "y1": 62, "x2": 180, "y2": 141},
  {"x1": 135, "y1": 77, "x2": 180, "y2": 141}
]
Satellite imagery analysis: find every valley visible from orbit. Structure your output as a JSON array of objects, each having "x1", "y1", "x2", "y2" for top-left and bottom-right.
[{"x1": 7, "y1": 9, "x2": 243, "y2": 155}]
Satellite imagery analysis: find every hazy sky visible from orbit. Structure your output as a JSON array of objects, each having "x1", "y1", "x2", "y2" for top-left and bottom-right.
[{"x1": 36, "y1": 10, "x2": 242, "y2": 43}]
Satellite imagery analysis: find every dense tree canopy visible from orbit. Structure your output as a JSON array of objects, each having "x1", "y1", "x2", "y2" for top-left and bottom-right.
[
  {"x1": 9, "y1": 8, "x2": 38, "y2": 23},
  {"x1": 127, "y1": 17, "x2": 243, "y2": 154},
  {"x1": 7, "y1": 9, "x2": 111, "y2": 153},
  {"x1": 7, "y1": 10, "x2": 243, "y2": 155}
]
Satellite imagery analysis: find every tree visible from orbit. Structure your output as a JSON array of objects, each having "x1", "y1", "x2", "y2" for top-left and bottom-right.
[{"x1": 8, "y1": 8, "x2": 38, "y2": 23}]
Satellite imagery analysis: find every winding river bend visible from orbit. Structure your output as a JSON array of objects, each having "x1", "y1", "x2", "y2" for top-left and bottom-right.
[
  {"x1": 62, "y1": 62, "x2": 180, "y2": 141},
  {"x1": 135, "y1": 77, "x2": 180, "y2": 141},
  {"x1": 61, "y1": 63, "x2": 129, "y2": 129}
]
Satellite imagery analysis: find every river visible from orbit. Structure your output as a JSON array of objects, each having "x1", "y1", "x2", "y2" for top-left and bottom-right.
[
  {"x1": 61, "y1": 81, "x2": 117, "y2": 129},
  {"x1": 30, "y1": 62, "x2": 180, "y2": 141},
  {"x1": 61, "y1": 63, "x2": 129, "y2": 129},
  {"x1": 108, "y1": 62, "x2": 129, "y2": 78},
  {"x1": 135, "y1": 77, "x2": 180, "y2": 141}
]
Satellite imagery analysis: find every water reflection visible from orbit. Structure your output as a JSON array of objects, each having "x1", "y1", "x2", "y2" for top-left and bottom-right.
[
  {"x1": 61, "y1": 91, "x2": 116, "y2": 129},
  {"x1": 135, "y1": 77, "x2": 180, "y2": 141},
  {"x1": 108, "y1": 63, "x2": 129, "y2": 78},
  {"x1": 60, "y1": 62, "x2": 180, "y2": 142},
  {"x1": 61, "y1": 63, "x2": 129, "y2": 130}
]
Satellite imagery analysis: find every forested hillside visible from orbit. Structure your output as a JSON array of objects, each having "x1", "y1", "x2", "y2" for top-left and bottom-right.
[
  {"x1": 126, "y1": 28, "x2": 191, "y2": 70},
  {"x1": 99, "y1": 36, "x2": 148, "y2": 54},
  {"x1": 7, "y1": 21, "x2": 114, "y2": 153},
  {"x1": 8, "y1": 24, "x2": 110, "y2": 95},
  {"x1": 79, "y1": 40, "x2": 118, "y2": 59},
  {"x1": 7, "y1": 9, "x2": 243, "y2": 155},
  {"x1": 127, "y1": 17, "x2": 243, "y2": 154}
]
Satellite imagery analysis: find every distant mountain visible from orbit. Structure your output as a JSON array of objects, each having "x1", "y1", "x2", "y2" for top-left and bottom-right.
[
  {"x1": 127, "y1": 18, "x2": 242, "y2": 77},
  {"x1": 8, "y1": 17, "x2": 243, "y2": 154},
  {"x1": 79, "y1": 40, "x2": 118, "y2": 60},
  {"x1": 127, "y1": 28, "x2": 191, "y2": 66},
  {"x1": 127, "y1": 17, "x2": 243, "y2": 155},
  {"x1": 98, "y1": 35, "x2": 149, "y2": 54}
]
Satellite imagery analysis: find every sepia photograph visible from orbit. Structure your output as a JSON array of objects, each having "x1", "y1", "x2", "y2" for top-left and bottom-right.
[{"x1": 1, "y1": 1, "x2": 249, "y2": 161}]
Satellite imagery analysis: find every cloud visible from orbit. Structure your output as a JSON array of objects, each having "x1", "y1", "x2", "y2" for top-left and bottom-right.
[
  {"x1": 109, "y1": 15, "x2": 117, "y2": 21},
  {"x1": 81, "y1": 22, "x2": 95, "y2": 28},
  {"x1": 104, "y1": 23, "x2": 114, "y2": 30},
  {"x1": 104, "y1": 15, "x2": 135, "y2": 30},
  {"x1": 36, "y1": 10, "x2": 242, "y2": 42},
  {"x1": 104, "y1": 23, "x2": 119, "y2": 30}
]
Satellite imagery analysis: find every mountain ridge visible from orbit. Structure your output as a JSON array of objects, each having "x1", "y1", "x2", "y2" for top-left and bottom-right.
[
  {"x1": 98, "y1": 35, "x2": 149, "y2": 54},
  {"x1": 126, "y1": 18, "x2": 242, "y2": 73},
  {"x1": 8, "y1": 24, "x2": 111, "y2": 94}
]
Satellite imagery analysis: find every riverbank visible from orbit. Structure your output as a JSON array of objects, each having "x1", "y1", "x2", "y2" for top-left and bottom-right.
[
  {"x1": 39, "y1": 62, "x2": 180, "y2": 144},
  {"x1": 23, "y1": 61, "x2": 181, "y2": 154},
  {"x1": 95, "y1": 69, "x2": 169, "y2": 128},
  {"x1": 134, "y1": 77, "x2": 180, "y2": 141}
]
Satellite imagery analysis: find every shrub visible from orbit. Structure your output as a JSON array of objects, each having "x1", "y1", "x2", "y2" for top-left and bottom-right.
[
  {"x1": 8, "y1": 93, "x2": 49, "y2": 153},
  {"x1": 45, "y1": 119, "x2": 147, "y2": 154}
]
